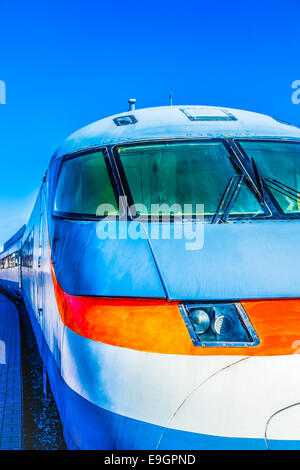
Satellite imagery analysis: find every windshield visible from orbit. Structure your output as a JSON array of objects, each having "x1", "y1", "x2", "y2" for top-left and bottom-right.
[
  {"x1": 117, "y1": 141, "x2": 263, "y2": 218},
  {"x1": 238, "y1": 140, "x2": 300, "y2": 215}
]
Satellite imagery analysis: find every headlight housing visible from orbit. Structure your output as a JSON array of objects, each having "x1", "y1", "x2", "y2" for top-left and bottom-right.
[{"x1": 180, "y1": 303, "x2": 259, "y2": 347}]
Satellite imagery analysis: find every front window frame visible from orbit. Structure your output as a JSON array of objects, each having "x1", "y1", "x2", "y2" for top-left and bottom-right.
[
  {"x1": 53, "y1": 146, "x2": 123, "y2": 221},
  {"x1": 234, "y1": 137, "x2": 300, "y2": 220},
  {"x1": 52, "y1": 137, "x2": 298, "y2": 223}
]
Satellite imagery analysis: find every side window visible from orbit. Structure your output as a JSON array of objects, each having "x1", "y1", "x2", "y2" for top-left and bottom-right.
[
  {"x1": 22, "y1": 231, "x2": 34, "y2": 268},
  {"x1": 54, "y1": 150, "x2": 118, "y2": 216},
  {"x1": 8, "y1": 253, "x2": 15, "y2": 268},
  {"x1": 15, "y1": 250, "x2": 20, "y2": 267}
]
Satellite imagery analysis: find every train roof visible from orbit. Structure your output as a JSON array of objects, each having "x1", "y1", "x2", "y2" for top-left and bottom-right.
[
  {"x1": 0, "y1": 225, "x2": 26, "y2": 256},
  {"x1": 54, "y1": 105, "x2": 300, "y2": 159}
]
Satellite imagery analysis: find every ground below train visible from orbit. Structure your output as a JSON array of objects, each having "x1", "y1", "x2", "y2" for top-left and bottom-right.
[{"x1": 4, "y1": 292, "x2": 66, "y2": 450}]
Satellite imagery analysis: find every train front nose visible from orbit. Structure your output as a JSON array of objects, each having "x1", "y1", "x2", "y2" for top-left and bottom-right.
[
  {"x1": 158, "y1": 355, "x2": 300, "y2": 450},
  {"x1": 265, "y1": 403, "x2": 300, "y2": 449}
]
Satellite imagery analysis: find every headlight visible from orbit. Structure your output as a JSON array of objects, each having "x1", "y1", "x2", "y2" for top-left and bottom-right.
[
  {"x1": 189, "y1": 309, "x2": 211, "y2": 334},
  {"x1": 180, "y1": 303, "x2": 259, "y2": 347}
]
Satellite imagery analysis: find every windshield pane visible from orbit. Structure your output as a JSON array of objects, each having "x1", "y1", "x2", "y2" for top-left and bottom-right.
[
  {"x1": 117, "y1": 141, "x2": 263, "y2": 217},
  {"x1": 238, "y1": 140, "x2": 300, "y2": 214},
  {"x1": 54, "y1": 150, "x2": 118, "y2": 216}
]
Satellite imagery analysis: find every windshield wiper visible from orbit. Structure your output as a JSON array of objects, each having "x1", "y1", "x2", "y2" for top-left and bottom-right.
[
  {"x1": 212, "y1": 174, "x2": 245, "y2": 224},
  {"x1": 263, "y1": 176, "x2": 300, "y2": 202},
  {"x1": 251, "y1": 157, "x2": 266, "y2": 203}
]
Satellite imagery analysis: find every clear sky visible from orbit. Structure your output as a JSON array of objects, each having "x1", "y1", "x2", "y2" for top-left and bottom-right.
[{"x1": 0, "y1": 0, "x2": 300, "y2": 246}]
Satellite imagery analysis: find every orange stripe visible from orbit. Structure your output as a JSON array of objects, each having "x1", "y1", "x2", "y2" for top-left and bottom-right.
[
  {"x1": 51, "y1": 264, "x2": 300, "y2": 356},
  {"x1": 240, "y1": 299, "x2": 300, "y2": 356}
]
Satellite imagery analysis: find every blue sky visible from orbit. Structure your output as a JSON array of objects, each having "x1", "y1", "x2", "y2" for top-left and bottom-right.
[{"x1": 0, "y1": 0, "x2": 300, "y2": 246}]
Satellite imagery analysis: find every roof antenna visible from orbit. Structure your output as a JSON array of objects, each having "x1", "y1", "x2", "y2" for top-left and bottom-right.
[
  {"x1": 128, "y1": 98, "x2": 136, "y2": 111},
  {"x1": 168, "y1": 70, "x2": 174, "y2": 106}
]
